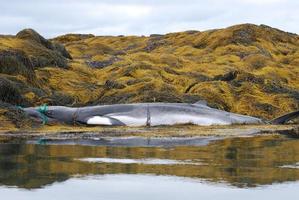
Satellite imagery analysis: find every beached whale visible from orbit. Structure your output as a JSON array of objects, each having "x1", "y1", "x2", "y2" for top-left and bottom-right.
[{"x1": 23, "y1": 102, "x2": 298, "y2": 126}]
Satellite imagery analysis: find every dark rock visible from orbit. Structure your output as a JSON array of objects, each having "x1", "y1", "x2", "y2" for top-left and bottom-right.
[
  {"x1": 0, "y1": 101, "x2": 34, "y2": 128},
  {"x1": 230, "y1": 25, "x2": 257, "y2": 45},
  {"x1": 150, "y1": 34, "x2": 164, "y2": 37},
  {"x1": 16, "y1": 28, "x2": 72, "y2": 66},
  {"x1": 29, "y1": 52, "x2": 68, "y2": 69},
  {"x1": 214, "y1": 70, "x2": 238, "y2": 82},
  {"x1": 52, "y1": 42, "x2": 72, "y2": 59},
  {"x1": 263, "y1": 81, "x2": 299, "y2": 101},
  {"x1": 194, "y1": 41, "x2": 208, "y2": 49},
  {"x1": 16, "y1": 28, "x2": 53, "y2": 49},
  {"x1": 0, "y1": 77, "x2": 24, "y2": 105},
  {"x1": 144, "y1": 36, "x2": 167, "y2": 52},
  {"x1": 0, "y1": 50, "x2": 36, "y2": 81},
  {"x1": 185, "y1": 30, "x2": 199, "y2": 35},
  {"x1": 255, "y1": 102, "x2": 276, "y2": 113},
  {"x1": 232, "y1": 72, "x2": 264, "y2": 86},
  {"x1": 87, "y1": 56, "x2": 121, "y2": 68},
  {"x1": 104, "y1": 80, "x2": 125, "y2": 89}
]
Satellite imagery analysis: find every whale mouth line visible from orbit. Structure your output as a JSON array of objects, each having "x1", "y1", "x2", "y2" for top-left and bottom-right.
[{"x1": 75, "y1": 157, "x2": 204, "y2": 165}]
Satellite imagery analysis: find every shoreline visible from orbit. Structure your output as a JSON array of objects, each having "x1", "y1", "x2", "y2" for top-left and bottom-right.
[{"x1": 0, "y1": 124, "x2": 298, "y2": 141}]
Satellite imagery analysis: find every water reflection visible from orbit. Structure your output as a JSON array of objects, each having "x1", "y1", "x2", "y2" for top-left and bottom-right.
[{"x1": 0, "y1": 135, "x2": 299, "y2": 189}]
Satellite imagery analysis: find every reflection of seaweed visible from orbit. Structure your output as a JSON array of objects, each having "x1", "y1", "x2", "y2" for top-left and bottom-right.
[{"x1": 0, "y1": 135, "x2": 299, "y2": 189}]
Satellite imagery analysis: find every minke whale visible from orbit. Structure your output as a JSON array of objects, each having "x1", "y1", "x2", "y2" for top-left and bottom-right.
[{"x1": 23, "y1": 102, "x2": 299, "y2": 126}]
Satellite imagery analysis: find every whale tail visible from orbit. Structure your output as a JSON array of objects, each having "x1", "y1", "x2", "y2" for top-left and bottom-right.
[{"x1": 269, "y1": 110, "x2": 299, "y2": 124}]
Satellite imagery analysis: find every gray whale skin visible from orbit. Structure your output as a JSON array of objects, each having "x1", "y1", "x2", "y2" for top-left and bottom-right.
[{"x1": 23, "y1": 102, "x2": 298, "y2": 126}]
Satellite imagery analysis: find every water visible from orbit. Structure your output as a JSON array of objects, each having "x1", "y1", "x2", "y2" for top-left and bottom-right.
[{"x1": 0, "y1": 134, "x2": 299, "y2": 199}]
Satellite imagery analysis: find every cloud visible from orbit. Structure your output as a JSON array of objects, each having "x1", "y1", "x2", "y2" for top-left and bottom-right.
[{"x1": 0, "y1": 0, "x2": 298, "y2": 37}]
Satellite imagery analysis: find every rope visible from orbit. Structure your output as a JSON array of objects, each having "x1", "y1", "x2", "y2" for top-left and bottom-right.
[
  {"x1": 146, "y1": 104, "x2": 151, "y2": 126},
  {"x1": 72, "y1": 107, "x2": 80, "y2": 125},
  {"x1": 37, "y1": 104, "x2": 48, "y2": 125},
  {"x1": 16, "y1": 106, "x2": 24, "y2": 110}
]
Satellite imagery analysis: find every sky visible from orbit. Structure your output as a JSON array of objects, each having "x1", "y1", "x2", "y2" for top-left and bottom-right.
[{"x1": 0, "y1": 0, "x2": 298, "y2": 38}]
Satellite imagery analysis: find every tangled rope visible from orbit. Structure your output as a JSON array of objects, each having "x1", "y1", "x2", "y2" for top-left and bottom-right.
[{"x1": 37, "y1": 104, "x2": 48, "y2": 125}]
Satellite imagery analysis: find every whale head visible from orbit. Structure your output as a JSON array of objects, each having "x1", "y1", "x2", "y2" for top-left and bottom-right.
[{"x1": 24, "y1": 106, "x2": 76, "y2": 124}]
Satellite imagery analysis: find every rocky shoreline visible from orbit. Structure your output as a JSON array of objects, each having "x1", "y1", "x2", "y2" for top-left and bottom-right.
[{"x1": 0, "y1": 125, "x2": 298, "y2": 144}]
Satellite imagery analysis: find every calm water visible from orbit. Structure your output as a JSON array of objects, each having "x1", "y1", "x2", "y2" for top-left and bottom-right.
[{"x1": 1, "y1": 134, "x2": 299, "y2": 199}]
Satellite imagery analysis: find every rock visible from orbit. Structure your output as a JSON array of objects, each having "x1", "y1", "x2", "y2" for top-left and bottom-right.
[
  {"x1": 52, "y1": 34, "x2": 95, "y2": 43},
  {"x1": 52, "y1": 42, "x2": 72, "y2": 59},
  {"x1": 104, "y1": 80, "x2": 125, "y2": 89},
  {"x1": 86, "y1": 56, "x2": 121, "y2": 68},
  {"x1": 214, "y1": 71, "x2": 238, "y2": 82},
  {"x1": 16, "y1": 28, "x2": 72, "y2": 60},
  {"x1": 0, "y1": 77, "x2": 24, "y2": 105},
  {"x1": 231, "y1": 25, "x2": 257, "y2": 45},
  {"x1": 0, "y1": 50, "x2": 36, "y2": 81},
  {"x1": 16, "y1": 28, "x2": 53, "y2": 49},
  {"x1": 0, "y1": 101, "x2": 34, "y2": 128}
]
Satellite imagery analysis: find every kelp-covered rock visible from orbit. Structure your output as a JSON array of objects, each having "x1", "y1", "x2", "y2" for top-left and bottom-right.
[
  {"x1": 0, "y1": 101, "x2": 34, "y2": 129},
  {"x1": 0, "y1": 24, "x2": 299, "y2": 129},
  {"x1": 0, "y1": 76, "x2": 24, "y2": 105},
  {"x1": 16, "y1": 29, "x2": 53, "y2": 49},
  {"x1": 52, "y1": 33, "x2": 95, "y2": 43},
  {"x1": 16, "y1": 29, "x2": 71, "y2": 59},
  {"x1": 0, "y1": 50, "x2": 36, "y2": 81},
  {"x1": 52, "y1": 42, "x2": 72, "y2": 59},
  {"x1": 0, "y1": 28, "x2": 72, "y2": 69}
]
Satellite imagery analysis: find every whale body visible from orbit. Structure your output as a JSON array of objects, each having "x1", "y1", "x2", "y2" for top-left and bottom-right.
[
  {"x1": 23, "y1": 102, "x2": 299, "y2": 126},
  {"x1": 23, "y1": 102, "x2": 270, "y2": 126}
]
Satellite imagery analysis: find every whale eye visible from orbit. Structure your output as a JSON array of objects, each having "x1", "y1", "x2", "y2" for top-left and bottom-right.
[{"x1": 45, "y1": 110, "x2": 53, "y2": 116}]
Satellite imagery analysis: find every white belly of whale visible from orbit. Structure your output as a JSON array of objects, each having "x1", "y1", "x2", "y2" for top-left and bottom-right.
[
  {"x1": 87, "y1": 116, "x2": 113, "y2": 125},
  {"x1": 150, "y1": 114, "x2": 230, "y2": 126},
  {"x1": 108, "y1": 115, "x2": 147, "y2": 126}
]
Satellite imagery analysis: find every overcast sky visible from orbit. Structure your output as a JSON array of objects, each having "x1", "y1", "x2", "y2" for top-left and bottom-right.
[{"x1": 1, "y1": 0, "x2": 298, "y2": 38}]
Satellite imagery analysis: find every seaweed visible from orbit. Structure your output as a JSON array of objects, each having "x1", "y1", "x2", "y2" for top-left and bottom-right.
[
  {"x1": 1, "y1": 23, "x2": 299, "y2": 129},
  {"x1": 0, "y1": 77, "x2": 24, "y2": 105}
]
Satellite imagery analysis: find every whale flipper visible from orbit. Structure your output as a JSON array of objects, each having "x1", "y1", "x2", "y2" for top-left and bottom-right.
[{"x1": 85, "y1": 116, "x2": 125, "y2": 126}]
